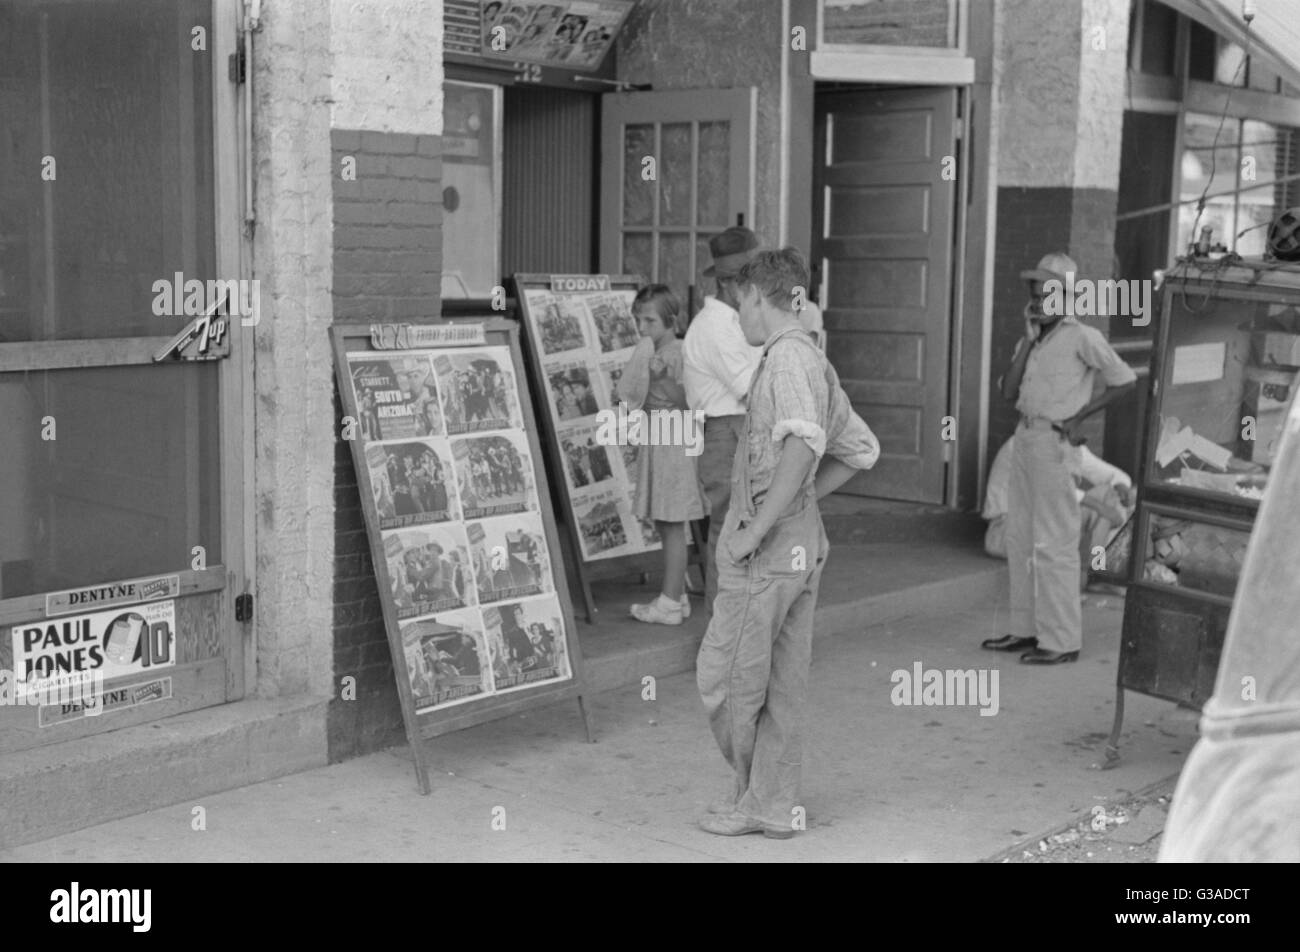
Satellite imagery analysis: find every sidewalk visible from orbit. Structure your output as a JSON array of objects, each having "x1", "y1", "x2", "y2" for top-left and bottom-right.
[{"x1": 0, "y1": 590, "x2": 1198, "y2": 863}]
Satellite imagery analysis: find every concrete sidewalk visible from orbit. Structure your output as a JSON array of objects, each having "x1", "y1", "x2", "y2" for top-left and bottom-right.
[{"x1": 1, "y1": 591, "x2": 1198, "y2": 863}]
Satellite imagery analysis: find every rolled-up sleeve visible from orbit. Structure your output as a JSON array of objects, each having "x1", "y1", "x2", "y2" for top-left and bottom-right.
[{"x1": 825, "y1": 392, "x2": 880, "y2": 471}]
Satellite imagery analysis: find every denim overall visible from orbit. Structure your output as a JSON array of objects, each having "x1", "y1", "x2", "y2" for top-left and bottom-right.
[{"x1": 696, "y1": 327, "x2": 831, "y2": 830}]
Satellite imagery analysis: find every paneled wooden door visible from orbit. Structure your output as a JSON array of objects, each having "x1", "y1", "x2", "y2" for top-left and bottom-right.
[
  {"x1": 0, "y1": 0, "x2": 249, "y2": 753},
  {"x1": 813, "y1": 87, "x2": 959, "y2": 503},
  {"x1": 600, "y1": 88, "x2": 755, "y2": 306}
]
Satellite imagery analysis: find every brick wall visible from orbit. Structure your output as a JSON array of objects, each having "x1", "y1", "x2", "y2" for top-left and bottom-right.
[{"x1": 328, "y1": 128, "x2": 443, "y2": 761}]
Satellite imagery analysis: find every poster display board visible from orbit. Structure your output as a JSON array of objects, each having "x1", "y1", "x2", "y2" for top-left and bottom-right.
[
  {"x1": 331, "y1": 320, "x2": 592, "y2": 794},
  {"x1": 513, "y1": 274, "x2": 705, "y2": 621}
]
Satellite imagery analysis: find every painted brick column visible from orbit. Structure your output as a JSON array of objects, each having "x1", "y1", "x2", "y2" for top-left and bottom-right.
[
  {"x1": 988, "y1": 0, "x2": 1130, "y2": 458},
  {"x1": 251, "y1": 0, "x2": 336, "y2": 701},
  {"x1": 326, "y1": 0, "x2": 444, "y2": 761}
]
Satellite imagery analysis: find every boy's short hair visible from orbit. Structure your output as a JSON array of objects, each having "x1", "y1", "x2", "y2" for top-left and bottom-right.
[
  {"x1": 632, "y1": 283, "x2": 685, "y2": 334},
  {"x1": 736, "y1": 248, "x2": 810, "y2": 312}
]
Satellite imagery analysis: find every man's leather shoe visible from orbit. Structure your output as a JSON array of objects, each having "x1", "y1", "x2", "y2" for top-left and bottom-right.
[
  {"x1": 1020, "y1": 648, "x2": 1079, "y2": 665},
  {"x1": 698, "y1": 812, "x2": 796, "y2": 839},
  {"x1": 981, "y1": 634, "x2": 1038, "y2": 652}
]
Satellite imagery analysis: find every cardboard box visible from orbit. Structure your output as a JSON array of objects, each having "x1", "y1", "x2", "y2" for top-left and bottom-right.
[
  {"x1": 1251, "y1": 331, "x2": 1300, "y2": 370},
  {"x1": 1241, "y1": 366, "x2": 1298, "y2": 465}
]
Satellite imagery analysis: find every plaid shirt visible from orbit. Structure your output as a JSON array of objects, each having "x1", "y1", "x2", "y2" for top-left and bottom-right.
[{"x1": 738, "y1": 327, "x2": 879, "y2": 512}]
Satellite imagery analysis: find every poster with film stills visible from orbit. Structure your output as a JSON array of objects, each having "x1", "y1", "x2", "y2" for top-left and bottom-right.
[
  {"x1": 521, "y1": 285, "x2": 661, "y2": 561},
  {"x1": 383, "y1": 524, "x2": 476, "y2": 619},
  {"x1": 482, "y1": 594, "x2": 571, "y2": 693},
  {"x1": 467, "y1": 512, "x2": 553, "y2": 605},
  {"x1": 433, "y1": 346, "x2": 522, "y2": 435},
  {"x1": 336, "y1": 326, "x2": 578, "y2": 725},
  {"x1": 364, "y1": 440, "x2": 460, "y2": 530},
  {"x1": 348, "y1": 355, "x2": 444, "y2": 442},
  {"x1": 400, "y1": 608, "x2": 491, "y2": 713},
  {"x1": 450, "y1": 430, "x2": 538, "y2": 519}
]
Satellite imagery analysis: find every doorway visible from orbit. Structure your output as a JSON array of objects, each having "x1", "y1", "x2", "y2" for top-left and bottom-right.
[
  {"x1": 812, "y1": 85, "x2": 961, "y2": 504},
  {"x1": 0, "y1": 0, "x2": 248, "y2": 751}
]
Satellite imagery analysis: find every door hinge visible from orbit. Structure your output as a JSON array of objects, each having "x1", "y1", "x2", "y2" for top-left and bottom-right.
[
  {"x1": 228, "y1": 38, "x2": 246, "y2": 84},
  {"x1": 236, "y1": 592, "x2": 254, "y2": 623}
]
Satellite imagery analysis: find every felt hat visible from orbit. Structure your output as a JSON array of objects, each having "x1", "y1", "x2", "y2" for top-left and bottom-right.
[{"x1": 703, "y1": 226, "x2": 759, "y2": 278}]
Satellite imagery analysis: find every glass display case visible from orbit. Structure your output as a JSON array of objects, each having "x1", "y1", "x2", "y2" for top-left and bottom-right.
[{"x1": 1107, "y1": 258, "x2": 1300, "y2": 762}]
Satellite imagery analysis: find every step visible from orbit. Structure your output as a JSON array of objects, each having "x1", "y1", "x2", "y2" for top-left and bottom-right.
[
  {"x1": 579, "y1": 542, "x2": 1006, "y2": 695},
  {"x1": 0, "y1": 695, "x2": 329, "y2": 849},
  {"x1": 818, "y1": 495, "x2": 988, "y2": 547}
]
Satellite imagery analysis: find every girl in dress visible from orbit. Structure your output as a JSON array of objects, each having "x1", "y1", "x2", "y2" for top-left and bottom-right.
[{"x1": 623, "y1": 285, "x2": 705, "y2": 625}]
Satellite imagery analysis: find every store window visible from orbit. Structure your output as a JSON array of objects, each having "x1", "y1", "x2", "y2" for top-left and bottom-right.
[
  {"x1": 441, "y1": 80, "x2": 502, "y2": 299},
  {"x1": 0, "y1": 0, "x2": 221, "y2": 599},
  {"x1": 601, "y1": 88, "x2": 754, "y2": 309},
  {"x1": 1177, "y1": 114, "x2": 1299, "y2": 258}
]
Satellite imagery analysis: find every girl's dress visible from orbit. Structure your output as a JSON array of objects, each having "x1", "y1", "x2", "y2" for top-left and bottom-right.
[{"x1": 622, "y1": 337, "x2": 706, "y2": 523}]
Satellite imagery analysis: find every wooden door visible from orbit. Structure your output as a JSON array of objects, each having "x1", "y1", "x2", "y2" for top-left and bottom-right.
[
  {"x1": 813, "y1": 87, "x2": 959, "y2": 503},
  {"x1": 600, "y1": 88, "x2": 754, "y2": 308},
  {"x1": 0, "y1": 0, "x2": 246, "y2": 753}
]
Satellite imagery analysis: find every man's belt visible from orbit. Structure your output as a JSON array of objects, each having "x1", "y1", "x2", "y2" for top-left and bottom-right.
[{"x1": 1019, "y1": 415, "x2": 1058, "y2": 431}]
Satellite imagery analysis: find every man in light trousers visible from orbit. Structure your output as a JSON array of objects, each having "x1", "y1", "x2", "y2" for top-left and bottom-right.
[{"x1": 981, "y1": 252, "x2": 1136, "y2": 664}]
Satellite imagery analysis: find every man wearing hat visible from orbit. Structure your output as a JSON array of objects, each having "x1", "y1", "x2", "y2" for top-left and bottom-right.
[
  {"x1": 981, "y1": 252, "x2": 1136, "y2": 664},
  {"x1": 683, "y1": 226, "x2": 764, "y2": 614}
]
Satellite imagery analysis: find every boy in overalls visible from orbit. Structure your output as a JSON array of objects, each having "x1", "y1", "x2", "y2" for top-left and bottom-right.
[{"x1": 696, "y1": 248, "x2": 879, "y2": 838}]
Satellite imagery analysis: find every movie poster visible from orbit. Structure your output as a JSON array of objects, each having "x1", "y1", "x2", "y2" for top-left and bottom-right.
[
  {"x1": 571, "y1": 487, "x2": 636, "y2": 560},
  {"x1": 365, "y1": 440, "x2": 460, "y2": 529},
  {"x1": 466, "y1": 512, "x2": 553, "y2": 604},
  {"x1": 384, "y1": 525, "x2": 475, "y2": 619},
  {"x1": 521, "y1": 282, "x2": 671, "y2": 562},
  {"x1": 349, "y1": 355, "x2": 444, "y2": 441},
  {"x1": 433, "y1": 346, "x2": 522, "y2": 435},
  {"x1": 479, "y1": 1, "x2": 632, "y2": 72},
  {"x1": 558, "y1": 420, "x2": 619, "y2": 494},
  {"x1": 401, "y1": 608, "x2": 491, "y2": 713},
  {"x1": 450, "y1": 430, "x2": 538, "y2": 518},
  {"x1": 482, "y1": 594, "x2": 571, "y2": 693}
]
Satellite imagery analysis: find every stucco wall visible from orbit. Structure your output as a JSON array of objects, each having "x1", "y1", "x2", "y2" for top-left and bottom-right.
[
  {"x1": 330, "y1": 0, "x2": 444, "y2": 137},
  {"x1": 995, "y1": 0, "x2": 1128, "y2": 190},
  {"x1": 616, "y1": 0, "x2": 784, "y2": 248},
  {"x1": 251, "y1": 0, "x2": 445, "y2": 709},
  {"x1": 252, "y1": 0, "x2": 337, "y2": 699}
]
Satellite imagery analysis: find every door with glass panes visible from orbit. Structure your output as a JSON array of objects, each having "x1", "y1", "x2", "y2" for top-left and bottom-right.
[
  {"x1": 600, "y1": 88, "x2": 754, "y2": 309},
  {"x1": 0, "y1": 0, "x2": 248, "y2": 752}
]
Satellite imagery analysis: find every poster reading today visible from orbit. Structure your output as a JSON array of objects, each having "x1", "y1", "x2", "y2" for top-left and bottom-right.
[
  {"x1": 347, "y1": 340, "x2": 573, "y2": 716},
  {"x1": 521, "y1": 279, "x2": 663, "y2": 562}
]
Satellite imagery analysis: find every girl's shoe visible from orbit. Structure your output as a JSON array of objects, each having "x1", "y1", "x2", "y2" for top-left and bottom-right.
[
  {"x1": 630, "y1": 595, "x2": 683, "y2": 626},
  {"x1": 680, "y1": 594, "x2": 691, "y2": 619}
]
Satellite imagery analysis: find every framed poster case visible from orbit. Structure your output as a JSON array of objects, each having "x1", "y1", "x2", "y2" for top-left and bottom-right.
[
  {"x1": 512, "y1": 273, "x2": 705, "y2": 621},
  {"x1": 331, "y1": 319, "x2": 593, "y2": 794}
]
